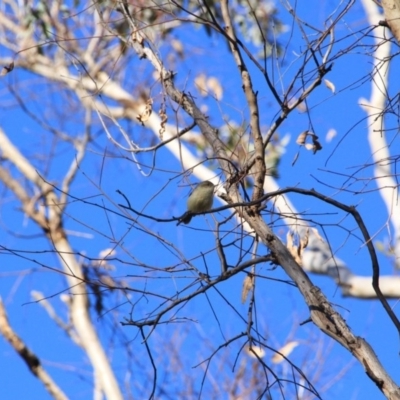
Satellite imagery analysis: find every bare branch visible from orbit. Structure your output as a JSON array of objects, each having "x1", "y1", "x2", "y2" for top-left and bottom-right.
[
  {"x1": 0, "y1": 298, "x2": 68, "y2": 400},
  {"x1": 220, "y1": 0, "x2": 266, "y2": 205}
]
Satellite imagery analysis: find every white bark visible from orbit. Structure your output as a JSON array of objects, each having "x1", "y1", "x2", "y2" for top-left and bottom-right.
[
  {"x1": 0, "y1": 299, "x2": 68, "y2": 400},
  {"x1": 0, "y1": 128, "x2": 123, "y2": 400},
  {"x1": 360, "y1": 0, "x2": 400, "y2": 269}
]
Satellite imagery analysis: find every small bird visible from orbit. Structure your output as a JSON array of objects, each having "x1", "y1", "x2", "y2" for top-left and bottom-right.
[{"x1": 178, "y1": 181, "x2": 215, "y2": 224}]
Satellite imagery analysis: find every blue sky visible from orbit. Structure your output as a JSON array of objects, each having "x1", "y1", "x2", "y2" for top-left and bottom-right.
[{"x1": 1, "y1": 1, "x2": 400, "y2": 399}]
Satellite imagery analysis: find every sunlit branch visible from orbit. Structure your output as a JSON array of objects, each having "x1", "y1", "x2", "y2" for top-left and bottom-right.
[{"x1": 0, "y1": 299, "x2": 68, "y2": 400}]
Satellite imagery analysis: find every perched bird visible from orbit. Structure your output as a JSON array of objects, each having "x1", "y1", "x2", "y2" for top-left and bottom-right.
[{"x1": 178, "y1": 181, "x2": 215, "y2": 224}]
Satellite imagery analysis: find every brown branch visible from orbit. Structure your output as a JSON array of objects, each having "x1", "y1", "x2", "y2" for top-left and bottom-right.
[
  {"x1": 0, "y1": 298, "x2": 68, "y2": 400},
  {"x1": 121, "y1": 256, "x2": 273, "y2": 330},
  {"x1": 264, "y1": 186, "x2": 400, "y2": 336},
  {"x1": 220, "y1": 0, "x2": 266, "y2": 206}
]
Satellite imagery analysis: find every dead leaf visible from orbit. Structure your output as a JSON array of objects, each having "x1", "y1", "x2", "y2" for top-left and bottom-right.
[
  {"x1": 296, "y1": 131, "x2": 322, "y2": 153},
  {"x1": 136, "y1": 98, "x2": 153, "y2": 125},
  {"x1": 171, "y1": 39, "x2": 184, "y2": 58},
  {"x1": 99, "y1": 275, "x2": 116, "y2": 289},
  {"x1": 300, "y1": 228, "x2": 309, "y2": 250},
  {"x1": 194, "y1": 74, "x2": 223, "y2": 100},
  {"x1": 99, "y1": 248, "x2": 116, "y2": 259},
  {"x1": 287, "y1": 231, "x2": 302, "y2": 265},
  {"x1": 304, "y1": 143, "x2": 314, "y2": 151},
  {"x1": 272, "y1": 341, "x2": 299, "y2": 363},
  {"x1": 311, "y1": 136, "x2": 323, "y2": 153},
  {"x1": 195, "y1": 73, "x2": 207, "y2": 96},
  {"x1": 287, "y1": 230, "x2": 309, "y2": 266},
  {"x1": 159, "y1": 109, "x2": 168, "y2": 139},
  {"x1": 207, "y1": 76, "x2": 223, "y2": 100},
  {"x1": 296, "y1": 131, "x2": 308, "y2": 145},
  {"x1": 241, "y1": 273, "x2": 254, "y2": 303},
  {"x1": 324, "y1": 79, "x2": 336, "y2": 93},
  {"x1": 245, "y1": 345, "x2": 266, "y2": 359}
]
